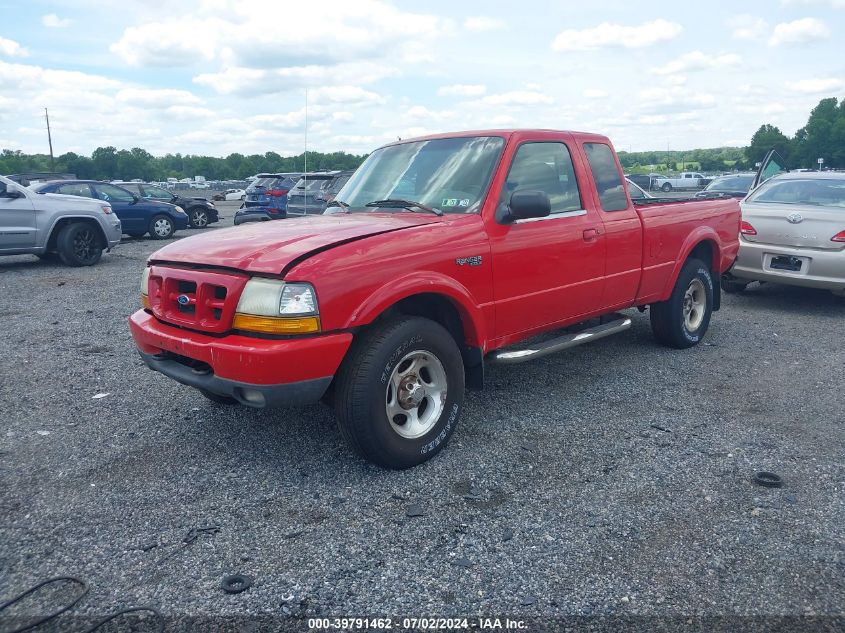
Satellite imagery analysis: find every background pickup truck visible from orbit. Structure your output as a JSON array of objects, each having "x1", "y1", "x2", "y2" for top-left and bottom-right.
[
  {"x1": 0, "y1": 174, "x2": 122, "y2": 266},
  {"x1": 130, "y1": 129, "x2": 740, "y2": 469},
  {"x1": 652, "y1": 171, "x2": 710, "y2": 192}
]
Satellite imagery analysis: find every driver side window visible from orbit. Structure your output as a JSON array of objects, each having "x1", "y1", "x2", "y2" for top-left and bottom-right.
[
  {"x1": 500, "y1": 142, "x2": 583, "y2": 214},
  {"x1": 144, "y1": 186, "x2": 173, "y2": 201},
  {"x1": 56, "y1": 183, "x2": 95, "y2": 198},
  {"x1": 93, "y1": 184, "x2": 134, "y2": 202}
]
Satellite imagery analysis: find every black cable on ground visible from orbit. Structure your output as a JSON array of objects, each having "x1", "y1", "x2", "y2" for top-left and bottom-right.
[
  {"x1": 82, "y1": 606, "x2": 164, "y2": 633},
  {"x1": 0, "y1": 576, "x2": 89, "y2": 633}
]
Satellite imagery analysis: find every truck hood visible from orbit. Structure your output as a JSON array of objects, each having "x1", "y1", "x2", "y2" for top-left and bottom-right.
[{"x1": 149, "y1": 213, "x2": 441, "y2": 274}]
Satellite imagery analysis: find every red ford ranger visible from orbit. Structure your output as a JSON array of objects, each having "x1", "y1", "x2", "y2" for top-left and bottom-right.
[{"x1": 129, "y1": 130, "x2": 740, "y2": 469}]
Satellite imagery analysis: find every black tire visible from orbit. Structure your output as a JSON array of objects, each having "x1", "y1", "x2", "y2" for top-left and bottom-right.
[
  {"x1": 661, "y1": 182, "x2": 672, "y2": 192},
  {"x1": 240, "y1": 194, "x2": 245, "y2": 200},
  {"x1": 334, "y1": 316, "x2": 465, "y2": 469},
  {"x1": 56, "y1": 222, "x2": 103, "y2": 267},
  {"x1": 188, "y1": 208, "x2": 209, "y2": 228},
  {"x1": 149, "y1": 214, "x2": 175, "y2": 239},
  {"x1": 650, "y1": 257, "x2": 713, "y2": 349},
  {"x1": 721, "y1": 277, "x2": 748, "y2": 294},
  {"x1": 199, "y1": 389, "x2": 238, "y2": 405}
]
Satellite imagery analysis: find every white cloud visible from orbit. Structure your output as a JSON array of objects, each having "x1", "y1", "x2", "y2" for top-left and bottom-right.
[
  {"x1": 165, "y1": 105, "x2": 215, "y2": 120},
  {"x1": 332, "y1": 111, "x2": 354, "y2": 123},
  {"x1": 111, "y1": 1, "x2": 451, "y2": 71},
  {"x1": 552, "y1": 19, "x2": 682, "y2": 51},
  {"x1": 115, "y1": 88, "x2": 203, "y2": 107},
  {"x1": 583, "y1": 89, "x2": 608, "y2": 99},
  {"x1": 651, "y1": 51, "x2": 741, "y2": 75},
  {"x1": 464, "y1": 16, "x2": 506, "y2": 31},
  {"x1": 405, "y1": 105, "x2": 455, "y2": 121},
  {"x1": 437, "y1": 84, "x2": 486, "y2": 97},
  {"x1": 728, "y1": 15, "x2": 769, "y2": 40},
  {"x1": 768, "y1": 18, "x2": 830, "y2": 46},
  {"x1": 481, "y1": 91, "x2": 554, "y2": 105},
  {"x1": 194, "y1": 62, "x2": 397, "y2": 96},
  {"x1": 0, "y1": 37, "x2": 28, "y2": 57},
  {"x1": 787, "y1": 77, "x2": 845, "y2": 93},
  {"x1": 636, "y1": 86, "x2": 717, "y2": 114},
  {"x1": 781, "y1": 0, "x2": 845, "y2": 7},
  {"x1": 42, "y1": 13, "x2": 73, "y2": 28},
  {"x1": 309, "y1": 85, "x2": 385, "y2": 106}
]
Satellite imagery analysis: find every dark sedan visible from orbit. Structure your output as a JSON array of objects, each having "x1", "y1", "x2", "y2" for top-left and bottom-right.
[
  {"x1": 694, "y1": 173, "x2": 756, "y2": 199},
  {"x1": 115, "y1": 182, "x2": 219, "y2": 228},
  {"x1": 33, "y1": 180, "x2": 189, "y2": 239}
]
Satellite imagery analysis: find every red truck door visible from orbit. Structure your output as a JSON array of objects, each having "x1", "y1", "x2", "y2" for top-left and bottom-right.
[
  {"x1": 485, "y1": 133, "x2": 607, "y2": 339},
  {"x1": 579, "y1": 140, "x2": 644, "y2": 309}
]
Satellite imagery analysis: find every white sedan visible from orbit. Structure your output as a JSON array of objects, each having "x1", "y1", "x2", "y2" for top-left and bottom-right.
[{"x1": 214, "y1": 188, "x2": 245, "y2": 201}]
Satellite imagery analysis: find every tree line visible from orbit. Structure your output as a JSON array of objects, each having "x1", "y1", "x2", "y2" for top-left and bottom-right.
[
  {"x1": 2, "y1": 97, "x2": 842, "y2": 180},
  {"x1": 0, "y1": 147, "x2": 368, "y2": 182},
  {"x1": 746, "y1": 97, "x2": 845, "y2": 170}
]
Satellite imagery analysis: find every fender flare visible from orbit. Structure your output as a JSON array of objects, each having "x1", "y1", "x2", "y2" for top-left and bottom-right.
[
  {"x1": 45, "y1": 214, "x2": 108, "y2": 247},
  {"x1": 344, "y1": 271, "x2": 488, "y2": 347},
  {"x1": 659, "y1": 227, "x2": 721, "y2": 301}
]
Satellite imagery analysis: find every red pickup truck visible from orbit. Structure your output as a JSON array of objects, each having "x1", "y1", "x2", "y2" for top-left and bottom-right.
[{"x1": 130, "y1": 129, "x2": 739, "y2": 469}]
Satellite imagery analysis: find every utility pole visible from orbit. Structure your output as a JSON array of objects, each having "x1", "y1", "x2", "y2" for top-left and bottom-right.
[{"x1": 45, "y1": 108, "x2": 55, "y2": 171}]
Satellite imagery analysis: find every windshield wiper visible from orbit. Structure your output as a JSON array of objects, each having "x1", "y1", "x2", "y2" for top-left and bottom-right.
[
  {"x1": 325, "y1": 199, "x2": 349, "y2": 210},
  {"x1": 365, "y1": 198, "x2": 443, "y2": 216}
]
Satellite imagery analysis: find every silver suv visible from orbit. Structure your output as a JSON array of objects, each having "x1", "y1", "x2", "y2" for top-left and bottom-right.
[{"x1": 0, "y1": 175, "x2": 122, "y2": 266}]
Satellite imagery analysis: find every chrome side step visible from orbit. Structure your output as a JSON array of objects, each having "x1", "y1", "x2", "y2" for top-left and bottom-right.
[{"x1": 491, "y1": 315, "x2": 632, "y2": 364}]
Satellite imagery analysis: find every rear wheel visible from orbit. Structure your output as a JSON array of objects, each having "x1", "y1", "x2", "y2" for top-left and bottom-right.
[
  {"x1": 335, "y1": 316, "x2": 464, "y2": 469},
  {"x1": 650, "y1": 258, "x2": 713, "y2": 348},
  {"x1": 661, "y1": 182, "x2": 672, "y2": 192},
  {"x1": 188, "y1": 208, "x2": 209, "y2": 228},
  {"x1": 56, "y1": 222, "x2": 103, "y2": 267},
  {"x1": 150, "y1": 215, "x2": 175, "y2": 239}
]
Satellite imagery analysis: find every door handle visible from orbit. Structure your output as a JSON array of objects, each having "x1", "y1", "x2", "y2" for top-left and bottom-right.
[{"x1": 582, "y1": 228, "x2": 600, "y2": 242}]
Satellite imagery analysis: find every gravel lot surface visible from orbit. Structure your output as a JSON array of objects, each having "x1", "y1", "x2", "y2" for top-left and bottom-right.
[{"x1": 1, "y1": 200, "x2": 843, "y2": 630}]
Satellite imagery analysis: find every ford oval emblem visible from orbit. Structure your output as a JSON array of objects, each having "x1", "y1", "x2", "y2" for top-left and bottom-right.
[
  {"x1": 177, "y1": 294, "x2": 190, "y2": 305},
  {"x1": 787, "y1": 213, "x2": 803, "y2": 224}
]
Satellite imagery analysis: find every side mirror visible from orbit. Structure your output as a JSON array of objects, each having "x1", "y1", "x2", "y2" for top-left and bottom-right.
[
  {"x1": 498, "y1": 190, "x2": 551, "y2": 223},
  {"x1": 0, "y1": 182, "x2": 23, "y2": 199}
]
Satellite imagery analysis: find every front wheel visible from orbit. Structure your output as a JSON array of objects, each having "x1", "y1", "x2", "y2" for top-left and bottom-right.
[
  {"x1": 334, "y1": 316, "x2": 465, "y2": 469},
  {"x1": 650, "y1": 258, "x2": 713, "y2": 349},
  {"x1": 661, "y1": 182, "x2": 672, "y2": 192},
  {"x1": 188, "y1": 208, "x2": 209, "y2": 228},
  {"x1": 149, "y1": 215, "x2": 175, "y2": 239},
  {"x1": 56, "y1": 222, "x2": 103, "y2": 267}
]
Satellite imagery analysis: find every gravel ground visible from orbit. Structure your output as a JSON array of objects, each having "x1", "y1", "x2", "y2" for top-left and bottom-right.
[{"x1": 1, "y1": 201, "x2": 843, "y2": 631}]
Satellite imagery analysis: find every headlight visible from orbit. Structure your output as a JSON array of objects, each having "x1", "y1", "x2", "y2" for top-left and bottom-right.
[
  {"x1": 234, "y1": 279, "x2": 320, "y2": 334},
  {"x1": 101, "y1": 205, "x2": 112, "y2": 214},
  {"x1": 175, "y1": 205, "x2": 186, "y2": 214},
  {"x1": 140, "y1": 266, "x2": 151, "y2": 309}
]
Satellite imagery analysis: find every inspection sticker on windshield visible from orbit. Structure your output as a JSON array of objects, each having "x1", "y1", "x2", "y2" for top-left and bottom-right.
[{"x1": 442, "y1": 198, "x2": 470, "y2": 208}]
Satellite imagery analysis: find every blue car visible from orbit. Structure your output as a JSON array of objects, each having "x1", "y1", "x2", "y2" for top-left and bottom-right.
[
  {"x1": 33, "y1": 180, "x2": 189, "y2": 239},
  {"x1": 234, "y1": 173, "x2": 302, "y2": 225}
]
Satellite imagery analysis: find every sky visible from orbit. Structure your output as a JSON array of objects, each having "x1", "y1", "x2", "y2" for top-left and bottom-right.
[{"x1": 1, "y1": 0, "x2": 844, "y2": 158}]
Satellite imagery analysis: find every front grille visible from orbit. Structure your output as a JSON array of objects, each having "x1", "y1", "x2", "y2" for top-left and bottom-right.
[{"x1": 148, "y1": 266, "x2": 248, "y2": 334}]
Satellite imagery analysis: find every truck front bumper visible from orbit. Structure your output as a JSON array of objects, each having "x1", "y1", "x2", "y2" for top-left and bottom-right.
[{"x1": 129, "y1": 310, "x2": 353, "y2": 408}]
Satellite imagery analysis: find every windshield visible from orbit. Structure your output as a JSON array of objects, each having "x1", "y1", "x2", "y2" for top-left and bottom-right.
[
  {"x1": 293, "y1": 177, "x2": 332, "y2": 192},
  {"x1": 706, "y1": 175, "x2": 754, "y2": 192},
  {"x1": 746, "y1": 178, "x2": 845, "y2": 209},
  {"x1": 335, "y1": 135, "x2": 505, "y2": 214}
]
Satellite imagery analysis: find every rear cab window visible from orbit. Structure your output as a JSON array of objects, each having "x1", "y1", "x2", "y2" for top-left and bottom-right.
[{"x1": 583, "y1": 143, "x2": 628, "y2": 212}]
